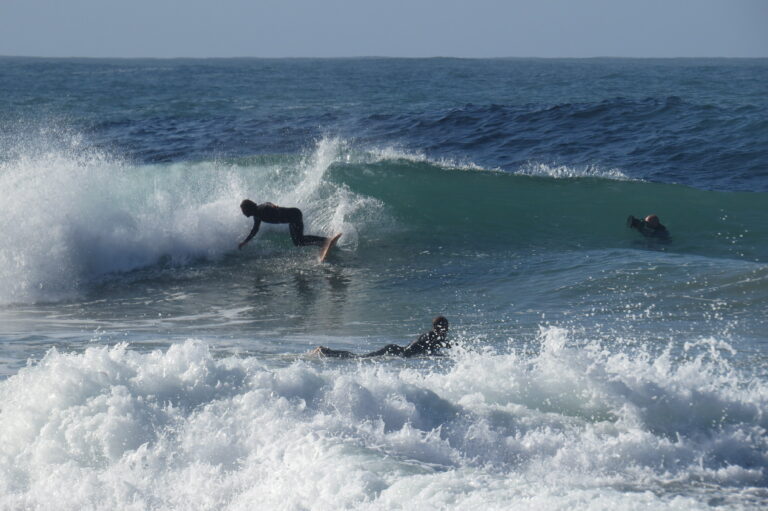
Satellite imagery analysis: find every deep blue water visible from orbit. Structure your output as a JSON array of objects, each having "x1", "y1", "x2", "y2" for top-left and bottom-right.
[
  {"x1": 1, "y1": 58, "x2": 767, "y2": 510},
  {"x1": 3, "y1": 57, "x2": 767, "y2": 190}
]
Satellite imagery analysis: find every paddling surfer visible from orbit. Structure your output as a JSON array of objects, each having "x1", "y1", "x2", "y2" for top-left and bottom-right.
[
  {"x1": 627, "y1": 214, "x2": 670, "y2": 240},
  {"x1": 311, "y1": 316, "x2": 451, "y2": 358},
  {"x1": 238, "y1": 199, "x2": 329, "y2": 249}
]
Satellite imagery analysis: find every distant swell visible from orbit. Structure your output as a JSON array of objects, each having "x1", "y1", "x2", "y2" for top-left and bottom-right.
[{"x1": 352, "y1": 98, "x2": 768, "y2": 192}]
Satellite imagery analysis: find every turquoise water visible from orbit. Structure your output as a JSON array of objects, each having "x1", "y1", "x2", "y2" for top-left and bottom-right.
[{"x1": 1, "y1": 58, "x2": 767, "y2": 510}]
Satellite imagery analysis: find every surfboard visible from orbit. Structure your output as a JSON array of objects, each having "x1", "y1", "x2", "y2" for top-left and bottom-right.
[{"x1": 318, "y1": 233, "x2": 342, "y2": 262}]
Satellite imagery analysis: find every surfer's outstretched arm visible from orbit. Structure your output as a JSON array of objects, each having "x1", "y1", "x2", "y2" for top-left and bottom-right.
[{"x1": 239, "y1": 218, "x2": 261, "y2": 250}]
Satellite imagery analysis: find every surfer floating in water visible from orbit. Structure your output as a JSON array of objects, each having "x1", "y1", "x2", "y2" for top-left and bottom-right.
[
  {"x1": 238, "y1": 199, "x2": 329, "y2": 250},
  {"x1": 312, "y1": 316, "x2": 451, "y2": 358},
  {"x1": 627, "y1": 214, "x2": 670, "y2": 240}
]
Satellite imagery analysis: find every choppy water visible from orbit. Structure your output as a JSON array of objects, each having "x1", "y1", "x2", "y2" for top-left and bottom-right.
[{"x1": 1, "y1": 57, "x2": 767, "y2": 510}]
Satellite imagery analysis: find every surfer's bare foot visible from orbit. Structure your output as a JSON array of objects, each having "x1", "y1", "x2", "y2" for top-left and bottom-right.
[
  {"x1": 310, "y1": 345, "x2": 355, "y2": 358},
  {"x1": 310, "y1": 346, "x2": 330, "y2": 356}
]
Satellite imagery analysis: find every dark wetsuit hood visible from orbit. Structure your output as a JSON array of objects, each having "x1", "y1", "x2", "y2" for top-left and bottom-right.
[{"x1": 240, "y1": 199, "x2": 259, "y2": 216}]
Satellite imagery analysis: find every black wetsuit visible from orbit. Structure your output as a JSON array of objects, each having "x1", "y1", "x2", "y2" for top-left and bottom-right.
[
  {"x1": 317, "y1": 330, "x2": 450, "y2": 359},
  {"x1": 627, "y1": 216, "x2": 670, "y2": 240},
  {"x1": 366, "y1": 330, "x2": 450, "y2": 357},
  {"x1": 246, "y1": 204, "x2": 326, "y2": 246}
]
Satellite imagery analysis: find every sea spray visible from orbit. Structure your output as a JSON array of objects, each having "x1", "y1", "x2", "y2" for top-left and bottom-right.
[
  {"x1": 0, "y1": 136, "x2": 384, "y2": 305},
  {"x1": 1, "y1": 329, "x2": 765, "y2": 509},
  {"x1": 0, "y1": 148, "x2": 244, "y2": 303}
]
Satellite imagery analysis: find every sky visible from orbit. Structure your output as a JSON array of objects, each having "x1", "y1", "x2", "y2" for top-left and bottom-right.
[{"x1": 0, "y1": 0, "x2": 766, "y2": 58}]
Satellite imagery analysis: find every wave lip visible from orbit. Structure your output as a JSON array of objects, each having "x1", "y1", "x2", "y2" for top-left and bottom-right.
[{"x1": 513, "y1": 161, "x2": 632, "y2": 181}]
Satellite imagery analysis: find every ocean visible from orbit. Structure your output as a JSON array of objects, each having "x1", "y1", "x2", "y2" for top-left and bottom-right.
[{"x1": 0, "y1": 57, "x2": 766, "y2": 510}]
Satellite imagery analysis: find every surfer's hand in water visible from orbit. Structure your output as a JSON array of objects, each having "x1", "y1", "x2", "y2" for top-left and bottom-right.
[{"x1": 238, "y1": 241, "x2": 247, "y2": 250}]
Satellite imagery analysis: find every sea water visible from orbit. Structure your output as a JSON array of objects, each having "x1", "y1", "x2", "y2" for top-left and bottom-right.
[{"x1": 1, "y1": 57, "x2": 767, "y2": 509}]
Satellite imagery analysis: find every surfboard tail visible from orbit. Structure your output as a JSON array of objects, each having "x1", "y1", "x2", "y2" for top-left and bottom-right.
[{"x1": 319, "y1": 233, "x2": 342, "y2": 262}]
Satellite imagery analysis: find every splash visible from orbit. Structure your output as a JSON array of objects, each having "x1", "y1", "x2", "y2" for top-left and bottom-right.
[
  {"x1": 0, "y1": 143, "x2": 245, "y2": 303},
  {"x1": 1, "y1": 329, "x2": 765, "y2": 509},
  {"x1": 0, "y1": 134, "x2": 381, "y2": 304}
]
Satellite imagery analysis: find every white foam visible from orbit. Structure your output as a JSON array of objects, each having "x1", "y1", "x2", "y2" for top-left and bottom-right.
[
  {"x1": 1, "y1": 328, "x2": 765, "y2": 509},
  {"x1": 0, "y1": 143, "x2": 243, "y2": 304},
  {"x1": 0, "y1": 134, "x2": 382, "y2": 304}
]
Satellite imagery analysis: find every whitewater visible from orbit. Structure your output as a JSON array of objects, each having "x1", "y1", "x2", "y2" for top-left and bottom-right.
[{"x1": 1, "y1": 57, "x2": 767, "y2": 510}]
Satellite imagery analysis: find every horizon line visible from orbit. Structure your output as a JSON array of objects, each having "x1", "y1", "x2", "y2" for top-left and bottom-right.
[{"x1": 2, "y1": 54, "x2": 767, "y2": 61}]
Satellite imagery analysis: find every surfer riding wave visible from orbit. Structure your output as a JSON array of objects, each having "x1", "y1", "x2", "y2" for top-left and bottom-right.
[{"x1": 238, "y1": 199, "x2": 329, "y2": 249}]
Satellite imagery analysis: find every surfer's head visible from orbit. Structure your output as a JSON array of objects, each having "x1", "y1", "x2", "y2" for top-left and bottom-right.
[
  {"x1": 644, "y1": 214, "x2": 660, "y2": 228},
  {"x1": 432, "y1": 316, "x2": 449, "y2": 334},
  {"x1": 240, "y1": 199, "x2": 258, "y2": 217}
]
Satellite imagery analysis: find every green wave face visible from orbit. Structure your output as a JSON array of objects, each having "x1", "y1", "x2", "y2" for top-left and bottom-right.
[{"x1": 327, "y1": 158, "x2": 768, "y2": 262}]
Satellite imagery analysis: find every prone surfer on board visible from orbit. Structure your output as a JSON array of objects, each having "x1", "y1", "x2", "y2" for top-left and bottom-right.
[
  {"x1": 311, "y1": 316, "x2": 450, "y2": 359},
  {"x1": 238, "y1": 199, "x2": 330, "y2": 249}
]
